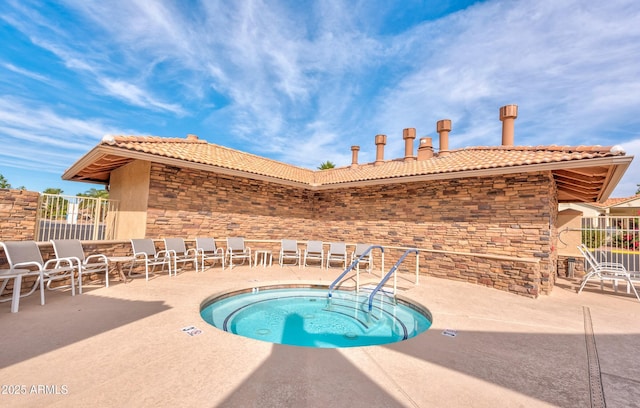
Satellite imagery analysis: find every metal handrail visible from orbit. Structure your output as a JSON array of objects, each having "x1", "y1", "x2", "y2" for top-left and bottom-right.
[
  {"x1": 328, "y1": 245, "x2": 384, "y2": 299},
  {"x1": 368, "y1": 248, "x2": 419, "y2": 313}
]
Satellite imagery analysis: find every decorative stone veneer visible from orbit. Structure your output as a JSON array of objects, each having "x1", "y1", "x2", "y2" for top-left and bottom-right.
[
  {"x1": 145, "y1": 163, "x2": 558, "y2": 297},
  {"x1": 0, "y1": 189, "x2": 39, "y2": 241}
]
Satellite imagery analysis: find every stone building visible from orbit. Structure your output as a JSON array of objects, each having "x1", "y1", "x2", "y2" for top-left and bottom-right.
[{"x1": 61, "y1": 106, "x2": 633, "y2": 297}]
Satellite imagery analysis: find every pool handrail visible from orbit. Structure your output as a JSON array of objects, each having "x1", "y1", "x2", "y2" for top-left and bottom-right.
[
  {"x1": 328, "y1": 245, "x2": 384, "y2": 299},
  {"x1": 368, "y1": 248, "x2": 419, "y2": 313}
]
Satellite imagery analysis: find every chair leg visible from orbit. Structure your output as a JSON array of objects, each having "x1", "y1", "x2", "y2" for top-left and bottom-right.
[
  {"x1": 625, "y1": 277, "x2": 640, "y2": 302},
  {"x1": 578, "y1": 272, "x2": 597, "y2": 294}
]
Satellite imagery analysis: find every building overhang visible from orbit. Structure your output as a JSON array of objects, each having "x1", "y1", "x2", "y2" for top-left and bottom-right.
[{"x1": 62, "y1": 145, "x2": 633, "y2": 203}]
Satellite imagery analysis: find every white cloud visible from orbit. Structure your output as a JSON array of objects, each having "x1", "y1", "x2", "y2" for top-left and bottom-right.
[
  {"x1": 1, "y1": 63, "x2": 51, "y2": 83},
  {"x1": 614, "y1": 138, "x2": 640, "y2": 197}
]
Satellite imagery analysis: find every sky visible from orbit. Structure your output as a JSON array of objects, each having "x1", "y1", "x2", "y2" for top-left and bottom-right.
[{"x1": 1, "y1": 0, "x2": 639, "y2": 198}]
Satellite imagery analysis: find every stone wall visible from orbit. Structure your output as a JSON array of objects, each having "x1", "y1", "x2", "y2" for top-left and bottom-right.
[
  {"x1": 144, "y1": 163, "x2": 558, "y2": 297},
  {"x1": 0, "y1": 189, "x2": 39, "y2": 241}
]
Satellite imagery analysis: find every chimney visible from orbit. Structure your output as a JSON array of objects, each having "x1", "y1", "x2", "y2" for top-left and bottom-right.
[
  {"x1": 186, "y1": 134, "x2": 199, "y2": 141},
  {"x1": 499, "y1": 105, "x2": 518, "y2": 146},
  {"x1": 350, "y1": 145, "x2": 360, "y2": 168},
  {"x1": 374, "y1": 134, "x2": 387, "y2": 165},
  {"x1": 436, "y1": 119, "x2": 451, "y2": 157},
  {"x1": 417, "y1": 137, "x2": 434, "y2": 160},
  {"x1": 403, "y1": 128, "x2": 416, "y2": 162}
]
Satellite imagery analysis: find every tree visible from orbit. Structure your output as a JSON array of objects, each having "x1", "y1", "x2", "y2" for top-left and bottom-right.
[
  {"x1": 40, "y1": 188, "x2": 67, "y2": 219},
  {"x1": 77, "y1": 188, "x2": 109, "y2": 199},
  {"x1": 636, "y1": 184, "x2": 640, "y2": 195},
  {"x1": 0, "y1": 173, "x2": 11, "y2": 189},
  {"x1": 43, "y1": 187, "x2": 64, "y2": 195},
  {"x1": 317, "y1": 160, "x2": 336, "y2": 170}
]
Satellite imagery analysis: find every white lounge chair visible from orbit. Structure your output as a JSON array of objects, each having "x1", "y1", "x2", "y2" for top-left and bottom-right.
[
  {"x1": 129, "y1": 239, "x2": 172, "y2": 280},
  {"x1": 351, "y1": 243, "x2": 373, "y2": 273},
  {"x1": 577, "y1": 244, "x2": 640, "y2": 302},
  {"x1": 279, "y1": 239, "x2": 300, "y2": 267},
  {"x1": 1, "y1": 241, "x2": 76, "y2": 306},
  {"x1": 326, "y1": 242, "x2": 347, "y2": 269},
  {"x1": 164, "y1": 238, "x2": 199, "y2": 274},
  {"x1": 303, "y1": 240, "x2": 324, "y2": 268},
  {"x1": 226, "y1": 237, "x2": 252, "y2": 269},
  {"x1": 51, "y1": 239, "x2": 109, "y2": 294},
  {"x1": 195, "y1": 237, "x2": 225, "y2": 271}
]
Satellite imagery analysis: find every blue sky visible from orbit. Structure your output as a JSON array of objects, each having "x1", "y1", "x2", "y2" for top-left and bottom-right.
[{"x1": 1, "y1": 0, "x2": 639, "y2": 197}]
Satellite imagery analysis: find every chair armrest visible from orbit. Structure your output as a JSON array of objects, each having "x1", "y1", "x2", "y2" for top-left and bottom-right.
[
  {"x1": 12, "y1": 261, "x2": 44, "y2": 271},
  {"x1": 85, "y1": 254, "x2": 108, "y2": 264},
  {"x1": 133, "y1": 252, "x2": 150, "y2": 262},
  {"x1": 44, "y1": 257, "x2": 76, "y2": 270}
]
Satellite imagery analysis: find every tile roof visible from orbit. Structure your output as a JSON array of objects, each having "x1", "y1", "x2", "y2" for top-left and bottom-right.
[
  {"x1": 98, "y1": 135, "x2": 315, "y2": 184},
  {"x1": 63, "y1": 134, "x2": 632, "y2": 202},
  {"x1": 313, "y1": 145, "x2": 625, "y2": 185},
  {"x1": 587, "y1": 193, "x2": 640, "y2": 209}
]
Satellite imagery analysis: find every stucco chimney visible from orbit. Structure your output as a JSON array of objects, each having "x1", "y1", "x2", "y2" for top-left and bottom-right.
[
  {"x1": 417, "y1": 137, "x2": 434, "y2": 160},
  {"x1": 186, "y1": 134, "x2": 199, "y2": 141},
  {"x1": 499, "y1": 105, "x2": 518, "y2": 146},
  {"x1": 351, "y1": 145, "x2": 360, "y2": 168},
  {"x1": 436, "y1": 119, "x2": 451, "y2": 157},
  {"x1": 403, "y1": 128, "x2": 416, "y2": 162},
  {"x1": 374, "y1": 134, "x2": 387, "y2": 165}
]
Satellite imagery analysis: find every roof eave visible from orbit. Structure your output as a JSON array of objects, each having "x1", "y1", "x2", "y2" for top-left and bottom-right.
[
  {"x1": 311, "y1": 155, "x2": 634, "y2": 194},
  {"x1": 63, "y1": 145, "x2": 313, "y2": 189}
]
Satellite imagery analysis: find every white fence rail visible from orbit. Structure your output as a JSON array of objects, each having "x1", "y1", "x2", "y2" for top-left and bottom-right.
[
  {"x1": 581, "y1": 216, "x2": 640, "y2": 273},
  {"x1": 35, "y1": 194, "x2": 119, "y2": 241}
]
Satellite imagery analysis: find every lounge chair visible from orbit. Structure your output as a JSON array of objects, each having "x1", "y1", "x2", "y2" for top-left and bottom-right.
[
  {"x1": 0, "y1": 241, "x2": 76, "y2": 306},
  {"x1": 351, "y1": 243, "x2": 373, "y2": 273},
  {"x1": 226, "y1": 237, "x2": 252, "y2": 269},
  {"x1": 129, "y1": 239, "x2": 172, "y2": 280},
  {"x1": 164, "y1": 238, "x2": 199, "y2": 274},
  {"x1": 303, "y1": 240, "x2": 324, "y2": 268},
  {"x1": 51, "y1": 239, "x2": 109, "y2": 294},
  {"x1": 279, "y1": 239, "x2": 300, "y2": 267},
  {"x1": 326, "y1": 242, "x2": 347, "y2": 269},
  {"x1": 577, "y1": 244, "x2": 640, "y2": 302},
  {"x1": 195, "y1": 237, "x2": 225, "y2": 271}
]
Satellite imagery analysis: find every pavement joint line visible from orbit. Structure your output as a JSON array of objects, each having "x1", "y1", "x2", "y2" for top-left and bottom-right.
[{"x1": 583, "y1": 306, "x2": 606, "y2": 408}]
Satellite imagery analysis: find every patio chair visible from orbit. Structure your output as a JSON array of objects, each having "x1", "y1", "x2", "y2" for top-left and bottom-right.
[
  {"x1": 129, "y1": 239, "x2": 172, "y2": 280},
  {"x1": 577, "y1": 244, "x2": 640, "y2": 302},
  {"x1": 226, "y1": 237, "x2": 252, "y2": 269},
  {"x1": 326, "y1": 242, "x2": 347, "y2": 269},
  {"x1": 0, "y1": 241, "x2": 76, "y2": 306},
  {"x1": 351, "y1": 243, "x2": 373, "y2": 273},
  {"x1": 195, "y1": 237, "x2": 225, "y2": 271},
  {"x1": 303, "y1": 240, "x2": 324, "y2": 268},
  {"x1": 279, "y1": 239, "x2": 300, "y2": 267},
  {"x1": 51, "y1": 239, "x2": 109, "y2": 294},
  {"x1": 164, "y1": 238, "x2": 199, "y2": 275}
]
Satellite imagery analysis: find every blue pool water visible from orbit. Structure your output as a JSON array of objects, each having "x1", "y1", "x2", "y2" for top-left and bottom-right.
[{"x1": 200, "y1": 286, "x2": 432, "y2": 348}]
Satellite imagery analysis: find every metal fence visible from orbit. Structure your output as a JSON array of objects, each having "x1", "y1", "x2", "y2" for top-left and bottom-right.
[
  {"x1": 35, "y1": 194, "x2": 119, "y2": 241},
  {"x1": 581, "y1": 216, "x2": 640, "y2": 273}
]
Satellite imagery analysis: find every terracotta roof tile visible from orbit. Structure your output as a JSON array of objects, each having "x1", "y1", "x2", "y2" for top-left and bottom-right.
[
  {"x1": 588, "y1": 193, "x2": 640, "y2": 208},
  {"x1": 98, "y1": 136, "x2": 625, "y2": 187},
  {"x1": 102, "y1": 135, "x2": 315, "y2": 184}
]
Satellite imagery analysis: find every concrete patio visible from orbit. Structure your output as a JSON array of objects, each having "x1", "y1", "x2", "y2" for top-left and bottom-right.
[{"x1": 1, "y1": 265, "x2": 639, "y2": 407}]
